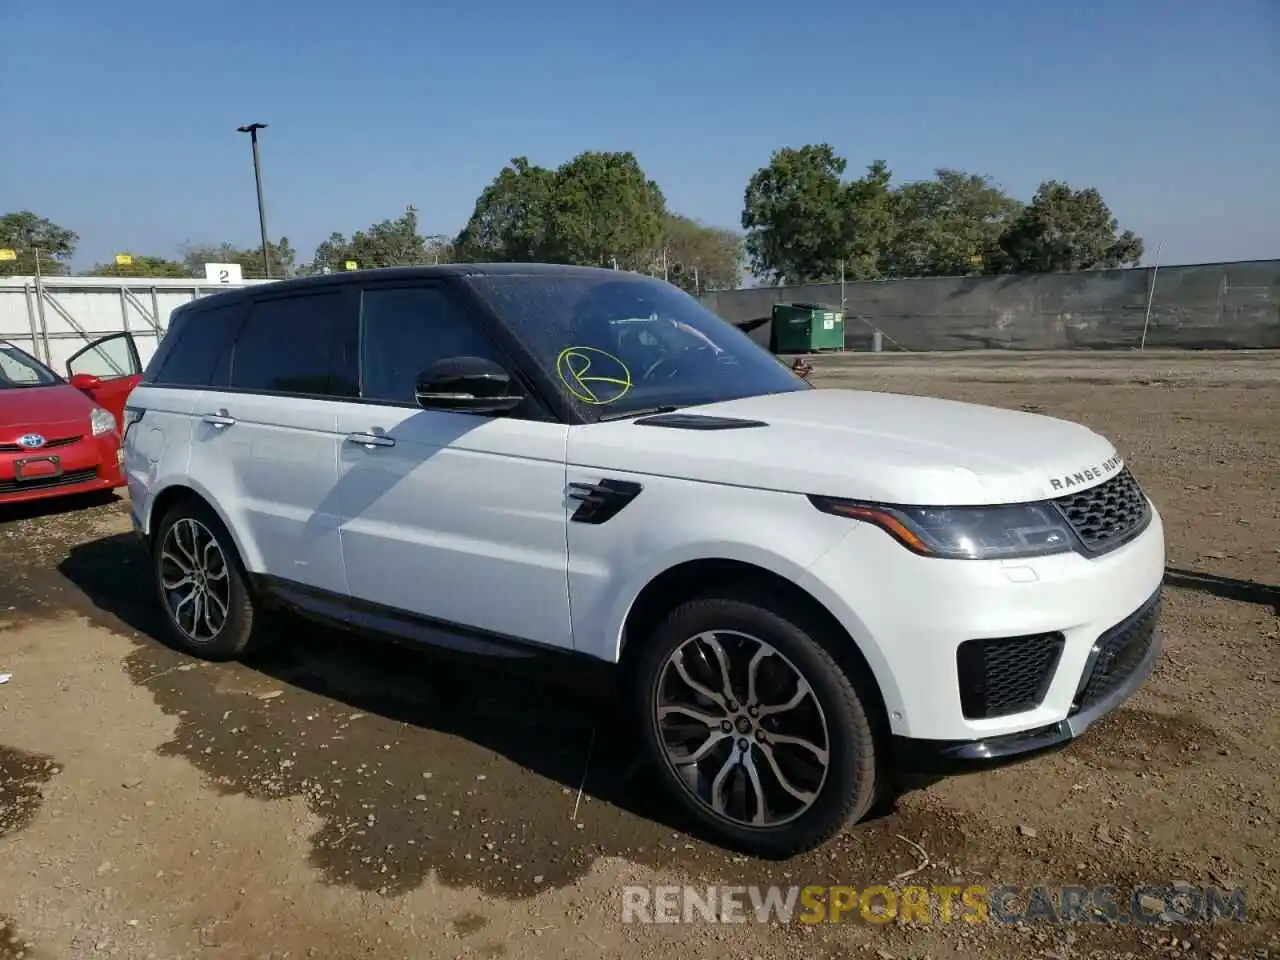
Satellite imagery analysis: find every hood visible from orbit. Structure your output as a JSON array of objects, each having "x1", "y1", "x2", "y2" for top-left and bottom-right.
[
  {"x1": 0, "y1": 384, "x2": 96, "y2": 442},
  {"x1": 566, "y1": 388, "x2": 1124, "y2": 505}
]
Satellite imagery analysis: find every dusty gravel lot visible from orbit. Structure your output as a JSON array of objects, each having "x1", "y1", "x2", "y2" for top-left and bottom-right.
[{"x1": 1, "y1": 350, "x2": 1277, "y2": 960}]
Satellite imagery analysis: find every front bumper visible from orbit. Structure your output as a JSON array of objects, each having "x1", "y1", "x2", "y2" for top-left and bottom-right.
[
  {"x1": 891, "y1": 609, "x2": 1162, "y2": 774},
  {"x1": 797, "y1": 505, "x2": 1166, "y2": 743},
  {"x1": 0, "y1": 435, "x2": 125, "y2": 505}
]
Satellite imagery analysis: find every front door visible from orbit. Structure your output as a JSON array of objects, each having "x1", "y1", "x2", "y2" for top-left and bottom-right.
[
  {"x1": 66, "y1": 332, "x2": 143, "y2": 431},
  {"x1": 332, "y1": 281, "x2": 573, "y2": 650}
]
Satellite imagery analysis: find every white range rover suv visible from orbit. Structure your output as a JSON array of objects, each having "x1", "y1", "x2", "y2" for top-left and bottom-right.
[{"x1": 122, "y1": 264, "x2": 1165, "y2": 856}]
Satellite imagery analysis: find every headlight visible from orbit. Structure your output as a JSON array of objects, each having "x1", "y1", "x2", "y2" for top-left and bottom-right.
[
  {"x1": 808, "y1": 495, "x2": 1075, "y2": 559},
  {"x1": 90, "y1": 407, "x2": 117, "y2": 437}
]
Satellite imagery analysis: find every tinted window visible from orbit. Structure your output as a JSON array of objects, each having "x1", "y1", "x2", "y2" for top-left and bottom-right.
[
  {"x1": 149, "y1": 302, "x2": 242, "y2": 388},
  {"x1": 360, "y1": 286, "x2": 505, "y2": 405},
  {"x1": 229, "y1": 292, "x2": 358, "y2": 397},
  {"x1": 467, "y1": 273, "x2": 806, "y2": 419}
]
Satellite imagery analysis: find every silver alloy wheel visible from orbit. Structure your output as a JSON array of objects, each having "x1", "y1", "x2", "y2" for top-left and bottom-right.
[
  {"x1": 653, "y1": 630, "x2": 832, "y2": 828},
  {"x1": 159, "y1": 518, "x2": 231, "y2": 644}
]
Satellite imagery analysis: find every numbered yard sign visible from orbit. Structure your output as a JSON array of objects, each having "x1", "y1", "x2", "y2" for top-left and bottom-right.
[{"x1": 204, "y1": 263, "x2": 243, "y2": 284}]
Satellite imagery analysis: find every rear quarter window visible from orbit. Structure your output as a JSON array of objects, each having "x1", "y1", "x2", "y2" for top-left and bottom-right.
[{"x1": 147, "y1": 301, "x2": 244, "y2": 388}]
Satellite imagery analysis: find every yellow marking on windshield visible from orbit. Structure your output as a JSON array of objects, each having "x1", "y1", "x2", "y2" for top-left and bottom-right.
[{"x1": 556, "y1": 346, "x2": 632, "y2": 405}]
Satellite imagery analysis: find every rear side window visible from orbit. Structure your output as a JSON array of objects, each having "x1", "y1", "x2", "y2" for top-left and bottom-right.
[
  {"x1": 147, "y1": 301, "x2": 243, "y2": 388},
  {"x1": 228, "y1": 292, "x2": 358, "y2": 398}
]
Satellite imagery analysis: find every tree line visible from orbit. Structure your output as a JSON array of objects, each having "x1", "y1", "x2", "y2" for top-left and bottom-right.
[{"x1": 0, "y1": 144, "x2": 1144, "y2": 292}]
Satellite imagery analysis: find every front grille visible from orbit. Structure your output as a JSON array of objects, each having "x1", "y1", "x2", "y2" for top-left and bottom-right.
[
  {"x1": 1052, "y1": 467, "x2": 1151, "y2": 554},
  {"x1": 1072, "y1": 591, "x2": 1161, "y2": 712},
  {"x1": 0, "y1": 468, "x2": 98, "y2": 494},
  {"x1": 956, "y1": 632, "x2": 1065, "y2": 719},
  {"x1": 0, "y1": 435, "x2": 83, "y2": 453}
]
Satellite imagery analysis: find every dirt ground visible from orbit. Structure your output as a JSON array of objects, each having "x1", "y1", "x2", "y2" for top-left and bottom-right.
[{"x1": 1, "y1": 350, "x2": 1277, "y2": 960}]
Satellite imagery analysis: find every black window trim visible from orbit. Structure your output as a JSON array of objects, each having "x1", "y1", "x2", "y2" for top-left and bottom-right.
[{"x1": 136, "y1": 276, "x2": 586, "y2": 426}]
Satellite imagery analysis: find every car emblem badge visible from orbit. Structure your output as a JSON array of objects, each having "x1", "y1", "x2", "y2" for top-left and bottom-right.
[{"x1": 17, "y1": 434, "x2": 46, "y2": 449}]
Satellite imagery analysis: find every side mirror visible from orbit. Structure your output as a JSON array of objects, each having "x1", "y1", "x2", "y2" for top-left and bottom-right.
[
  {"x1": 70, "y1": 373, "x2": 103, "y2": 391},
  {"x1": 414, "y1": 356, "x2": 524, "y2": 414}
]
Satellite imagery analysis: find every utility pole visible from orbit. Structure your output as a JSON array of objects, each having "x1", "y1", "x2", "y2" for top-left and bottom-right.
[
  {"x1": 236, "y1": 122, "x2": 272, "y2": 278},
  {"x1": 1139, "y1": 240, "x2": 1164, "y2": 352}
]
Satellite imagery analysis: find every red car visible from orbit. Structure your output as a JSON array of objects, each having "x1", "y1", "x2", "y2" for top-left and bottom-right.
[{"x1": 0, "y1": 333, "x2": 142, "y2": 507}]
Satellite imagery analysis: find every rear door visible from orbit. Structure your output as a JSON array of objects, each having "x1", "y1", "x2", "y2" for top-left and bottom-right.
[
  {"x1": 188, "y1": 288, "x2": 357, "y2": 596},
  {"x1": 66, "y1": 332, "x2": 143, "y2": 431}
]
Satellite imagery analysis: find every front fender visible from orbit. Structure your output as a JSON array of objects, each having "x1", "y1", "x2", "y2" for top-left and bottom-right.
[
  {"x1": 601, "y1": 539, "x2": 823, "y2": 662},
  {"x1": 566, "y1": 471, "x2": 860, "y2": 663}
]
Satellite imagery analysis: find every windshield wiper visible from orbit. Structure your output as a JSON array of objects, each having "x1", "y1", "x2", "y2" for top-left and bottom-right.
[{"x1": 595, "y1": 405, "x2": 681, "y2": 422}]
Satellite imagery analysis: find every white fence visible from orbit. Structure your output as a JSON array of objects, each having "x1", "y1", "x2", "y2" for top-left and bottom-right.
[{"x1": 0, "y1": 276, "x2": 275, "y2": 374}]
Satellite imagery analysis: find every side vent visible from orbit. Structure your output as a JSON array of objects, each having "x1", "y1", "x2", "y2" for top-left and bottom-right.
[
  {"x1": 568, "y1": 479, "x2": 643, "y2": 524},
  {"x1": 634, "y1": 413, "x2": 767, "y2": 430}
]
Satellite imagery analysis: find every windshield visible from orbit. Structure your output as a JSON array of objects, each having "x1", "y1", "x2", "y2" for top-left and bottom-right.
[
  {"x1": 0, "y1": 342, "x2": 62, "y2": 389},
  {"x1": 468, "y1": 273, "x2": 808, "y2": 418}
]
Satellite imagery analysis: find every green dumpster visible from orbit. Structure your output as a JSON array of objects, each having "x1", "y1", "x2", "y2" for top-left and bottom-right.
[{"x1": 771, "y1": 302, "x2": 845, "y2": 353}]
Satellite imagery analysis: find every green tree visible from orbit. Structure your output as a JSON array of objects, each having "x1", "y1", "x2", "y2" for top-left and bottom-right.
[
  {"x1": 455, "y1": 151, "x2": 667, "y2": 270},
  {"x1": 307, "y1": 205, "x2": 445, "y2": 273},
  {"x1": 994, "y1": 181, "x2": 1143, "y2": 273},
  {"x1": 544, "y1": 151, "x2": 667, "y2": 270},
  {"x1": 178, "y1": 239, "x2": 298, "y2": 279},
  {"x1": 842, "y1": 159, "x2": 896, "y2": 280},
  {"x1": 741, "y1": 145, "x2": 851, "y2": 284},
  {"x1": 0, "y1": 211, "x2": 78, "y2": 276},
  {"x1": 661, "y1": 214, "x2": 744, "y2": 293},
  {"x1": 885, "y1": 169, "x2": 1023, "y2": 277},
  {"x1": 454, "y1": 157, "x2": 557, "y2": 262},
  {"x1": 86, "y1": 255, "x2": 189, "y2": 278}
]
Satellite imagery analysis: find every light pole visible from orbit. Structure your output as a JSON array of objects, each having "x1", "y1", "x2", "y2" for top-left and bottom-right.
[{"x1": 236, "y1": 122, "x2": 272, "y2": 278}]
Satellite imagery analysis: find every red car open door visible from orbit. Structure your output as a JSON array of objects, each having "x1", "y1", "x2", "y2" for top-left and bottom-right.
[{"x1": 65, "y1": 333, "x2": 143, "y2": 432}]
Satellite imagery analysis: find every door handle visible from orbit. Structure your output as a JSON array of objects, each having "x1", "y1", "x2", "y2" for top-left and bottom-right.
[
  {"x1": 346, "y1": 431, "x2": 396, "y2": 449},
  {"x1": 201, "y1": 410, "x2": 236, "y2": 428}
]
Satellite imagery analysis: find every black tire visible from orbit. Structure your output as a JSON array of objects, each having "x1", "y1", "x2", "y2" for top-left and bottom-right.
[
  {"x1": 151, "y1": 497, "x2": 258, "y2": 661},
  {"x1": 634, "y1": 591, "x2": 879, "y2": 858}
]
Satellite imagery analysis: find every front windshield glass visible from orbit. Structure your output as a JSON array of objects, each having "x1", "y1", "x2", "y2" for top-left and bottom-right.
[
  {"x1": 468, "y1": 272, "x2": 808, "y2": 417},
  {"x1": 0, "y1": 342, "x2": 61, "y2": 389}
]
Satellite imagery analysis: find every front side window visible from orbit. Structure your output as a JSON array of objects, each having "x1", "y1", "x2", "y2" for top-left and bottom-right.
[
  {"x1": 467, "y1": 273, "x2": 806, "y2": 418},
  {"x1": 359, "y1": 286, "x2": 505, "y2": 405},
  {"x1": 0, "y1": 341, "x2": 60, "y2": 388},
  {"x1": 229, "y1": 292, "x2": 358, "y2": 398}
]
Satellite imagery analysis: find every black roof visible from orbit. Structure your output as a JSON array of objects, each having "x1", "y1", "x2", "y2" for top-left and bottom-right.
[{"x1": 181, "y1": 262, "x2": 645, "y2": 313}]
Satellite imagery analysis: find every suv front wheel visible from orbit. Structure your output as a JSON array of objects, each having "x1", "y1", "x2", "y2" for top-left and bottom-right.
[
  {"x1": 151, "y1": 498, "x2": 258, "y2": 661},
  {"x1": 635, "y1": 592, "x2": 879, "y2": 858}
]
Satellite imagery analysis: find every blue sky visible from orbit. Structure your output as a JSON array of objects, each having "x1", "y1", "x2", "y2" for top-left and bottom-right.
[{"x1": 2, "y1": 0, "x2": 1276, "y2": 271}]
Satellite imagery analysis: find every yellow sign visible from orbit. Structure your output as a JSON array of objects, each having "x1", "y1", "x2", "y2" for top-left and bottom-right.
[
  {"x1": 114, "y1": 253, "x2": 133, "y2": 266},
  {"x1": 0, "y1": 249, "x2": 16, "y2": 261},
  {"x1": 344, "y1": 260, "x2": 359, "y2": 271},
  {"x1": 555, "y1": 346, "x2": 632, "y2": 405}
]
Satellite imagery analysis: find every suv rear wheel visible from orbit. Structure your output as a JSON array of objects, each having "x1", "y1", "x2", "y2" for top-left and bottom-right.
[
  {"x1": 151, "y1": 498, "x2": 258, "y2": 661},
  {"x1": 634, "y1": 592, "x2": 879, "y2": 857}
]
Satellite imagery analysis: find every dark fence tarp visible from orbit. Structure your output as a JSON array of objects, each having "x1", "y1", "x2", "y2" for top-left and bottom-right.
[{"x1": 703, "y1": 259, "x2": 1280, "y2": 351}]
